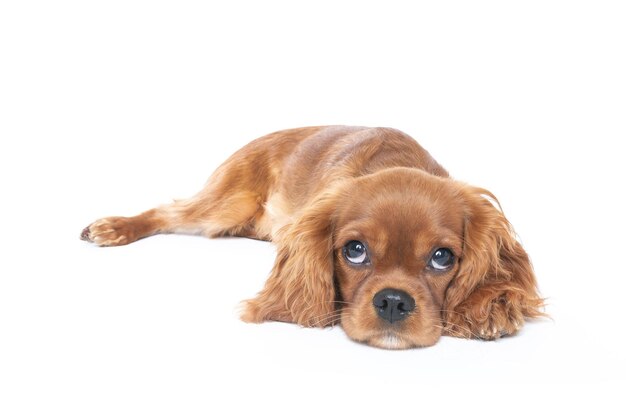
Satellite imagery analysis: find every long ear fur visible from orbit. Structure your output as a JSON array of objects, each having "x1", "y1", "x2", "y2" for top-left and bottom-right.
[
  {"x1": 241, "y1": 189, "x2": 341, "y2": 327},
  {"x1": 443, "y1": 186, "x2": 545, "y2": 339}
]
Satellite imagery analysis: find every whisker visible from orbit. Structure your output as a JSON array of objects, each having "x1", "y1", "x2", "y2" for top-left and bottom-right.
[
  {"x1": 416, "y1": 307, "x2": 482, "y2": 338},
  {"x1": 300, "y1": 301, "x2": 357, "y2": 327},
  {"x1": 432, "y1": 323, "x2": 478, "y2": 339},
  {"x1": 309, "y1": 300, "x2": 355, "y2": 305},
  {"x1": 309, "y1": 312, "x2": 345, "y2": 327},
  {"x1": 307, "y1": 311, "x2": 339, "y2": 323},
  {"x1": 304, "y1": 303, "x2": 483, "y2": 338},
  {"x1": 433, "y1": 322, "x2": 483, "y2": 339},
  {"x1": 307, "y1": 307, "x2": 358, "y2": 327}
]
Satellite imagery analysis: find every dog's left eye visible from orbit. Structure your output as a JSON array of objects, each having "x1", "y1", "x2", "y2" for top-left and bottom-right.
[{"x1": 343, "y1": 240, "x2": 370, "y2": 265}]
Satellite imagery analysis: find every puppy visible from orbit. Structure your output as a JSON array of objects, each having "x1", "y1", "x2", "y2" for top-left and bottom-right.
[{"x1": 81, "y1": 126, "x2": 544, "y2": 349}]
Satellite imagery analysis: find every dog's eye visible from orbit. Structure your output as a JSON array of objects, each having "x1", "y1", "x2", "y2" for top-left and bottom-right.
[
  {"x1": 429, "y1": 248, "x2": 454, "y2": 271},
  {"x1": 343, "y1": 240, "x2": 370, "y2": 265}
]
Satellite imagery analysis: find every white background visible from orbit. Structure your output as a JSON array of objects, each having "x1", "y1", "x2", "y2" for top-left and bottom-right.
[{"x1": 1, "y1": 1, "x2": 625, "y2": 416}]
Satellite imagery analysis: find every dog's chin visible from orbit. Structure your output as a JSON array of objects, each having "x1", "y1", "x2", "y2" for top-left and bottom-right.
[
  {"x1": 370, "y1": 332, "x2": 412, "y2": 350},
  {"x1": 350, "y1": 329, "x2": 441, "y2": 350}
]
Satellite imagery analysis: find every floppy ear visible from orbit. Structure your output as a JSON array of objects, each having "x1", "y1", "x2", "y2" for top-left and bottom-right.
[
  {"x1": 240, "y1": 189, "x2": 341, "y2": 327},
  {"x1": 443, "y1": 186, "x2": 545, "y2": 339}
]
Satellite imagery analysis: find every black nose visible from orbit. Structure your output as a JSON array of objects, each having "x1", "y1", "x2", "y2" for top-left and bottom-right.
[{"x1": 372, "y1": 288, "x2": 416, "y2": 323}]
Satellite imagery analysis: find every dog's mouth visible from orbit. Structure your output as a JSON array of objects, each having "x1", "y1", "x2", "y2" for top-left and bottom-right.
[
  {"x1": 343, "y1": 318, "x2": 443, "y2": 349},
  {"x1": 339, "y1": 292, "x2": 444, "y2": 349}
]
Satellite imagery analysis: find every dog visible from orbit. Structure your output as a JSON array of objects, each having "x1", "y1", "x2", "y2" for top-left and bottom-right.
[{"x1": 81, "y1": 126, "x2": 544, "y2": 349}]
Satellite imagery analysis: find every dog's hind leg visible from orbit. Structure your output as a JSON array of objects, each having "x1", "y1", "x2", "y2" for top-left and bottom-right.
[
  {"x1": 81, "y1": 159, "x2": 272, "y2": 247},
  {"x1": 81, "y1": 191, "x2": 264, "y2": 247}
]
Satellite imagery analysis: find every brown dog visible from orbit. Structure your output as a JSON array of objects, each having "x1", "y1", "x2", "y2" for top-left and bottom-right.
[{"x1": 81, "y1": 126, "x2": 544, "y2": 349}]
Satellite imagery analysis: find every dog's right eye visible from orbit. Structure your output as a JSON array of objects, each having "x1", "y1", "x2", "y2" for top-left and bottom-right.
[{"x1": 343, "y1": 240, "x2": 370, "y2": 265}]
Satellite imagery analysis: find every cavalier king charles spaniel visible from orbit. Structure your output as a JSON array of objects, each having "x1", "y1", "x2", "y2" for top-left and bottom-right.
[{"x1": 81, "y1": 126, "x2": 544, "y2": 349}]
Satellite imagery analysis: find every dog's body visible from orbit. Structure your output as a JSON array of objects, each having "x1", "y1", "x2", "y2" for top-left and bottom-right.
[{"x1": 82, "y1": 126, "x2": 543, "y2": 349}]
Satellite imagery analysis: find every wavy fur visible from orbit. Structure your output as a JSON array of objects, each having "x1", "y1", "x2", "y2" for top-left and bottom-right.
[{"x1": 82, "y1": 126, "x2": 545, "y2": 348}]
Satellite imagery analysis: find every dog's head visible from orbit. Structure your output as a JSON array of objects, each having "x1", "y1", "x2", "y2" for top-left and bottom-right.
[{"x1": 242, "y1": 167, "x2": 542, "y2": 348}]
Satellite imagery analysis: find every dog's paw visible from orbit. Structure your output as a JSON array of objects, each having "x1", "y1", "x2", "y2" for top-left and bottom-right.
[
  {"x1": 472, "y1": 296, "x2": 525, "y2": 340},
  {"x1": 444, "y1": 294, "x2": 525, "y2": 340},
  {"x1": 81, "y1": 217, "x2": 134, "y2": 246}
]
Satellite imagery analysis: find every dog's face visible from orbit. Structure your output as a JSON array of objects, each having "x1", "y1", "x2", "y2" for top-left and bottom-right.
[
  {"x1": 243, "y1": 166, "x2": 540, "y2": 349},
  {"x1": 333, "y1": 169, "x2": 465, "y2": 348}
]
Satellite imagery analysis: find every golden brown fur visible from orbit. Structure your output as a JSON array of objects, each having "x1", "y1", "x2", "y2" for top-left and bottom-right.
[{"x1": 81, "y1": 126, "x2": 544, "y2": 349}]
